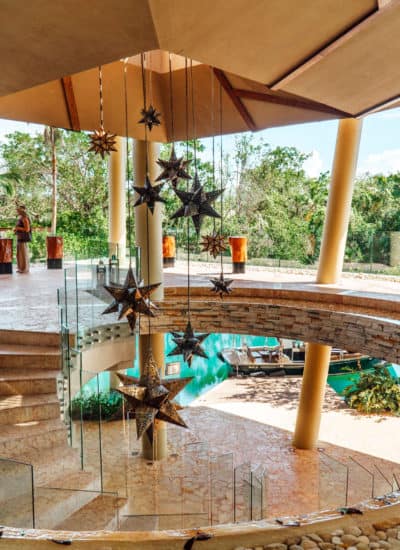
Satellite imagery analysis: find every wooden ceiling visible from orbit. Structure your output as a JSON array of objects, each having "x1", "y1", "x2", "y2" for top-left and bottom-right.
[{"x1": 0, "y1": 0, "x2": 399, "y2": 139}]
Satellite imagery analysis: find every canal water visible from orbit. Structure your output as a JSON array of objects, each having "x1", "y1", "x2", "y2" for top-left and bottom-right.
[{"x1": 84, "y1": 333, "x2": 279, "y2": 405}]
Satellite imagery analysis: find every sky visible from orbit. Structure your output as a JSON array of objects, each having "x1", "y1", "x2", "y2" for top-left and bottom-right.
[{"x1": 0, "y1": 106, "x2": 399, "y2": 178}]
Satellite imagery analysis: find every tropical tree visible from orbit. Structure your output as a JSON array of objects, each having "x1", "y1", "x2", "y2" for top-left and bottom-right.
[{"x1": 43, "y1": 126, "x2": 63, "y2": 234}]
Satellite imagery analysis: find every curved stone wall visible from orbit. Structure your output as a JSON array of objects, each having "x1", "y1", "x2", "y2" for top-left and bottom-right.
[{"x1": 141, "y1": 289, "x2": 400, "y2": 363}]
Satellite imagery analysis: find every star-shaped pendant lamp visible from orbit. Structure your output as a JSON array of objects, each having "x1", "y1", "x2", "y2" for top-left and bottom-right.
[
  {"x1": 133, "y1": 175, "x2": 166, "y2": 214},
  {"x1": 168, "y1": 321, "x2": 209, "y2": 367},
  {"x1": 171, "y1": 173, "x2": 223, "y2": 235},
  {"x1": 116, "y1": 353, "x2": 193, "y2": 439},
  {"x1": 200, "y1": 233, "x2": 227, "y2": 259},
  {"x1": 210, "y1": 272, "x2": 234, "y2": 299},
  {"x1": 88, "y1": 129, "x2": 117, "y2": 159},
  {"x1": 156, "y1": 146, "x2": 192, "y2": 186},
  {"x1": 138, "y1": 105, "x2": 161, "y2": 131},
  {"x1": 102, "y1": 266, "x2": 160, "y2": 332}
]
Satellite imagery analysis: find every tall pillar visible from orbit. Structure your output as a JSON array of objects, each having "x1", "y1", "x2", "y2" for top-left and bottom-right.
[
  {"x1": 134, "y1": 140, "x2": 166, "y2": 460},
  {"x1": 108, "y1": 136, "x2": 126, "y2": 260},
  {"x1": 293, "y1": 118, "x2": 363, "y2": 449}
]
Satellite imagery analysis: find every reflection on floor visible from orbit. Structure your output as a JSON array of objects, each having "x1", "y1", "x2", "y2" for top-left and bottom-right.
[{"x1": 2, "y1": 403, "x2": 398, "y2": 532}]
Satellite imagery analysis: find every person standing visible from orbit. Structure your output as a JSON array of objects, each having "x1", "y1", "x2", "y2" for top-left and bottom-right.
[{"x1": 14, "y1": 205, "x2": 31, "y2": 273}]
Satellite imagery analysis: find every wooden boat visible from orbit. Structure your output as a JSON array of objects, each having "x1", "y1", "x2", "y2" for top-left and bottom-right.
[{"x1": 219, "y1": 340, "x2": 379, "y2": 377}]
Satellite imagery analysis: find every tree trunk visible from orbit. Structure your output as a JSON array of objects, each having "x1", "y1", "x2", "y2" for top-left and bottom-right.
[{"x1": 50, "y1": 139, "x2": 57, "y2": 235}]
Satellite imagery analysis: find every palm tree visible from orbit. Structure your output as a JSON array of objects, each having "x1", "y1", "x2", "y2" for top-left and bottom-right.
[
  {"x1": 44, "y1": 127, "x2": 63, "y2": 235},
  {"x1": 0, "y1": 170, "x2": 19, "y2": 198}
]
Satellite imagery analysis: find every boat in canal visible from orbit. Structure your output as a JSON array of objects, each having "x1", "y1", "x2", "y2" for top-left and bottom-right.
[{"x1": 219, "y1": 339, "x2": 379, "y2": 377}]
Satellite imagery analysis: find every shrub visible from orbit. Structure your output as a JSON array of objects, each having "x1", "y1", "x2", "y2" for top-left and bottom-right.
[
  {"x1": 71, "y1": 390, "x2": 123, "y2": 421},
  {"x1": 343, "y1": 365, "x2": 400, "y2": 415}
]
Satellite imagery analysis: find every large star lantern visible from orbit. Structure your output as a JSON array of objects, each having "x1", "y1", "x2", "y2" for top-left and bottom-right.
[
  {"x1": 116, "y1": 353, "x2": 193, "y2": 440},
  {"x1": 168, "y1": 321, "x2": 209, "y2": 366},
  {"x1": 88, "y1": 128, "x2": 117, "y2": 158},
  {"x1": 138, "y1": 105, "x2": 161, "y2": 131},
  {"x1": 210, "y1": 272, "x2": 234, "y2": 299},
  {"x1": 200, "y1": 233, "x2": 227, "y2": 259},
  {"x1": 156, "y1": 146, "x2": 192, "y2": 186},
  {"x1": 133, "y1": 175, "x2": 166, "y2": 214},
  {"x1": 171, "y1": 173, "x2": 223, "y2": 235},
  {"x1": 102, "y1": 266, "x2": 160, "y2": 332}
]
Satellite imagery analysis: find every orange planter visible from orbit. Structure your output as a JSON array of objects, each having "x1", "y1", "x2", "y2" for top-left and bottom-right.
[
  {"x1": 229, "y1": 236, "x2": 247, "y2": 273},
  {"x1": 46, "y1": 236, "x2": 63, "y2": 269},
  {"x1": 0, "y1": 238, "x2": 13, "y2": 274},
  {"x1": 163, "y1": 235, "x2": 176, "y2": 267}
]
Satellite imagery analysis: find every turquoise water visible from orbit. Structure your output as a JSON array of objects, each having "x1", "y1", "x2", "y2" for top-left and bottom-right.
[
  {"x1": 327, "y1": 364, "x2": 400, "y2": 395},
  {"x1": 83, "y1": 333, "x2": 279, "y2": 405}
]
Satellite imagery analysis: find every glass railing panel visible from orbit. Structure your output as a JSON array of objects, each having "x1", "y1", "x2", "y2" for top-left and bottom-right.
[
  {"x1": 319, "y1": 452, "x2": 348, "y2": 510},
  {"x1": 98, "y1": 385, "x2": 128, "y2": 497},
  {"x1": 347, "y1": 457, "x2": 374, "y2": 504},
  {"x1": 182, "y1": 442, "x2": 209, "y2": 528},
  {"x1": 250, "y1": 464, "x2": 265, "y2": 521},
  {"x1": 234, "y1": 462, "x2": 251, "y2": 522},
  {"x1": 70, "y1": 370, "x2": 104, "y2": 492},
  {"x1": 0, "y1": 458, "x2": 34, "y2": 528},
  {"x1": 210, "y1": 452, "x2": 234, "y2": 525},
  {"x1": 34, "y1": 487, "x2": 119, "y2": 530},
  {"x1": 372, "y1": 463, "x2": 393, "y2": 498}
]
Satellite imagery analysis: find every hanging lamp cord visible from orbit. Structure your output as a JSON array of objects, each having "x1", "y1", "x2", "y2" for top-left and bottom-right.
[
  {"x1": 98, "y1": 66, "x2": 104, "y2": 130},
  {"x1": 123, "y1": 60, "x2": 133, "y2": 265}
]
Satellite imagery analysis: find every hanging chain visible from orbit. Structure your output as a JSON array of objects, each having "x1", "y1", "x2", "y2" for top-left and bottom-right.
[
  {"x1": 220, "y1": 81, "x2": 224, "y2": 273},
  {"x1": 141, "y1": 52, "x2": 153, "y2": 351},
  {"x1": 184, "y1": 57, "x2": 191, "y2": 318},
  {"x1": 211, "y1": 68, "x2": 216, "y2": 233},
  {"x1": 123, "y1": 60, "x2": 132, "y2": 264},
  {"x1": 141, "y1": 53, "x2": 149, "y2": 176},
  {"x1": 169, "y1": 53, "x2": 175, "y2": 142},
  {"x1": 98, "y1": 66, "x2": 104, "y2": 130}
]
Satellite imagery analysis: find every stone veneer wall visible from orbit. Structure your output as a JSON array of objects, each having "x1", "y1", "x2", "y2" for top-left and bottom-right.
[{"x1": 139, "y1": 296, "x2": 400, "y2": 364}]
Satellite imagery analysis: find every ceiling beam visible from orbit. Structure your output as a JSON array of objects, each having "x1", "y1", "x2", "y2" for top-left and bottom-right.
[
  {"x1": 356, "y1": 91, "x2": 400, "y2": 117},
  {"x1": 213, "y1": 68, "x2": 257, "y2": 132},
  {"x1": 61, "y1": 76, "x2": 80, "y2": 131},
  {"x1": 234, "y1": 88, "x2": 351, "y2": 118},
  {"x1": 269, "y1": 2, "x2": 398, "y2": 91}
]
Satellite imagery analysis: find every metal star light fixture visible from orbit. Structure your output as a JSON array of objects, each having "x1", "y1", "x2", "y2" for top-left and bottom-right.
[
  {"x1": 88, "y1": 66, "x2": 117, "y2": 158},
  {"x1": 133, "y1": 175, "x2": 166, "y2": 214},
  {"x1": 168, "y1": 321, "x2": 209, "y2": 367},
  {"x1": 102, "y1": 266, "x2": 160, "y2": 332},
  {"x1": 138, "y1": 105, "x2": 161, "y2": 132},
  {"x1": 200, "y1": 232, "x2": 227, "y2": 259},
  {"x1": 209, "y1": 76, "x2": 234, "y2": 300},
  {"x1": 117, "y1": 353, "x2": 193, "y2": 440},
  {"x1": 210, "y1": 272, "x2": 233, "y2": 298},
  {"x1": 156, "y1": 146, "x2": 192, "y2": 187},
  {"x1": 171, "y1": 172, "x2": 223, "y2": 235}
]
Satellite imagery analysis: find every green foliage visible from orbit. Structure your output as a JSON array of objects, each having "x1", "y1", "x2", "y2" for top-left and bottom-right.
[
  {"x1": 1, "y1": 128, "x2": 400, "y2": 267},
  {"x1": 71, "y1": 391, "x2": 123, "y2": 421},
  {"x1": 343, "y1": 365, "x2": 400, "y2": 415},
  {"x1": 0, "y1": 130, "x2": 108, "y2": 256}
]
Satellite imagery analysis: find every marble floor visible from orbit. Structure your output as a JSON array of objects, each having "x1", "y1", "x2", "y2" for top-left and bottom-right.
[
  {"x1": 2, "y1": 260, "x2": 400, "y2": 333},
  {"x1": 24, "y1": 383, "x2": 400, "y2": 531}
]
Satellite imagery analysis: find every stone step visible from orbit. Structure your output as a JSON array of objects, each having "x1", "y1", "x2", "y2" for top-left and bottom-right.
[
  {"x1": 17, "y1": 443, "x2": 82, "y2": 487},
  {"x1": 0, "y1": 418, "x2": 67, "y2": 458},
  {"x1": 0, "y1": 345, "x2": 60, "y2": 369},
  {"x1": 0, "y1": 330, "x2": 61, "y2": 347},
  {"x1": 0, "y1": 393, "x2": 60, "y2": 425},
  {"x1": 0, "y1": 468, "x2": 100, "y2": 529},
  {"x1": 54, "y1": 494, "x2": 126, "y2": 531},
  {"x1": 0, "y1": 368, "x2": 59, "y2": 395}
]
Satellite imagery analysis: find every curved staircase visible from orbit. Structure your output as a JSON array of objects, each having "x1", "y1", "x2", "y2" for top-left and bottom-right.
[
  {"x1": 0, "y1": 330, "x2": 67, "y2": 462},
  {"x1": 0, "y1": 329, "x2": 127, "y2": 530}
]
